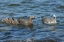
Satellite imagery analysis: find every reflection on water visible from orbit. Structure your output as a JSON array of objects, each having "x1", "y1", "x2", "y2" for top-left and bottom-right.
[
  {"x1": 29, "y1": 24, "x2": 34, "y2": 31},
  {"x1": 17, "y1": 24, "x2": 34, "y2": 31},
  {"x1": 52, "y1": 24, "x2": 56, "y2": 31}
]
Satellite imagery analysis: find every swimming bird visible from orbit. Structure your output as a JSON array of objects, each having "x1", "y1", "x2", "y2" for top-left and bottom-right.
[
  {"x1": 11, "y1": 18, "x2": 19, "y2": 25},
  {"x1": 18, "y1": 16, "x2": 34, "y2": 26},
  {"x1": 2, "y1": 18, "x2": 12, "y2": 24},
  {"x1": 41, "y1": 15, "x2": 57, "y2": 24}
]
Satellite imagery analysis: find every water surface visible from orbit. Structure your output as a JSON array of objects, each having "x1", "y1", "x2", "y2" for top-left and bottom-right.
[{"x1": 0, "y1": 0, "x2": 64, "y2": 42}]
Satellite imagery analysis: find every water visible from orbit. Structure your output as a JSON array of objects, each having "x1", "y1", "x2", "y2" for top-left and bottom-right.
[{"x1": 0, "y1": 0, "x2": 64, "y2": 42}]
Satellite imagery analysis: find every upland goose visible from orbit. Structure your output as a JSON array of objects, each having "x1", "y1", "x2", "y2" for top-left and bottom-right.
[
  {"x1": 42, "y1": 15, "x2": 57, "y2": 24},
  {"x1": 18, "y1": 16, "x2": 34, "y2": 26}
]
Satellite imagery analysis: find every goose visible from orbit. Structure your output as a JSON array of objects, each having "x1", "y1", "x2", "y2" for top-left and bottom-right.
[
  {"x1": 41, "y1": 15, "x2": 57, "y2": 24},
  {"x1": 18, "y1": 16, "x2": 34, "y2": 26}
]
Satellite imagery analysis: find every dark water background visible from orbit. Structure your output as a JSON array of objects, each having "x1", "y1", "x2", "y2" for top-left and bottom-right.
[{"x1": 0, "y1": 0, "x2": 64, "y2": 42}]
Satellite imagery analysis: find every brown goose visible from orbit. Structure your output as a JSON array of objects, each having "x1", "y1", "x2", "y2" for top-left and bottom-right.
[{"x1": 18, "y1": 16, "x2": 34, "y2": 26}]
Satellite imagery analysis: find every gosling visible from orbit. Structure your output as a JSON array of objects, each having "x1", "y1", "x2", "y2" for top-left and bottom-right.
[
  {"x1": 2, "y1": 18, "x2": 12, "y2": 24},
  {"x1": 11, "y1": 18, "x2": 19, "y2": 25}
]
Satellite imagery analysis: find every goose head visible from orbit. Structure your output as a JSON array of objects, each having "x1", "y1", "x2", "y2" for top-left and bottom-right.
[
  {"x1": 30, "y1": 16, "x2": 34, "y2": 19},
  {"x1": 53, "y1": 15, "x2": 56, "y2": 18},
  {"x1": 29, "y1": 16, "x2": 34, "y2": 24}
]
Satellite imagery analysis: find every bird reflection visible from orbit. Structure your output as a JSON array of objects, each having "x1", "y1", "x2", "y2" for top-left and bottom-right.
[
  {"x1": 29, "y1": 24, "x2": 33, "y2": 31},
  {"x1": 52, "y1": 24, "x2": 56, "y2": 31},
  {"x1": 17, "y1": 23, "x2": 34, "y2": 31}
]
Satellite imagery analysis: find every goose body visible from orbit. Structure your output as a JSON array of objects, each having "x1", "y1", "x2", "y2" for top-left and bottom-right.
[
  {"x1": 42, "y1": 15, "x2": 57, "y2": 24},
  {"x1": 18, "y1": 16, "x2": 34, "y2": 26}
]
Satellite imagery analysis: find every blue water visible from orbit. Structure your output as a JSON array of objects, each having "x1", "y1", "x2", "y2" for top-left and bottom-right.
[{"x1": 0, "y1": 0, "x2": 64, "y2": 42}]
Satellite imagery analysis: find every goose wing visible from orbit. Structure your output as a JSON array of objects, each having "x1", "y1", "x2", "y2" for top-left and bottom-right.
[{"x1": 18, "y1": 19, "x2": 29, "y2": 26}]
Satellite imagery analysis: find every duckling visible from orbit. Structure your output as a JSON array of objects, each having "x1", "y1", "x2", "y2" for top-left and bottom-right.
[
  {"x1": 18, "y1": 16, "x2": 34, "y2": 26},
  {"x1": 2, "y1": 18, "x2": 12, "y2": 24},
  {"x1": 41, "y1": 15, "x2": 57, "y2": 24}
]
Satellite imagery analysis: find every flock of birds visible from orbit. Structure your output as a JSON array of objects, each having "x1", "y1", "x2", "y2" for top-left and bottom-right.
[{"x1": 2, "y1": 15, "x2": 57, "y2": 27}]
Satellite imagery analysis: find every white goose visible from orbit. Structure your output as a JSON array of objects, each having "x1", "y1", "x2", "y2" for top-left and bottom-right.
[{"x1": 42, "y1": 15, "x2": 57, "y2": 24}]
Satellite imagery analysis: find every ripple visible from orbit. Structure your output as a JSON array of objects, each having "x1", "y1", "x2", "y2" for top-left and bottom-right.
[
  {"x1": 8, "y1": 4, "x2": 21, "y2": 6},
  {"x1": 0, "y1": 0, "x2": 64, "y2": 42}
]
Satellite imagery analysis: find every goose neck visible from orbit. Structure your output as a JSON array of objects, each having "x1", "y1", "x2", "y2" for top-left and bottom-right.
[{"x1": 29, "y1": 18, "x2": 33, "y2": 23}]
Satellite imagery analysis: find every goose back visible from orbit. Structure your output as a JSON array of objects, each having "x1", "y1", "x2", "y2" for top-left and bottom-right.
[
  {"x1": 18, "y1": 19, "x2": 32, "y2": 26},
  {"x1": 42, "y1": 16, "x2": 57, "y2": 24}
]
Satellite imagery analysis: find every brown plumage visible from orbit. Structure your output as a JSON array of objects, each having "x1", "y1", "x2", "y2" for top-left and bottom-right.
[
  {"x1": 2, "y1": 16, "x2": 34, "y2": 26},
  {"x1": 18, "y1": 16, "x2": 34, "y2": 26},
  {"x1": 11, "y1": 19, "x2": 19, "y2": 25},
  {"x1": 2, "y1": 18, "x2": 19, "y2": 25},
  {"x1": 2, "y1": 18, "x2": 12, "y2": 24}
]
